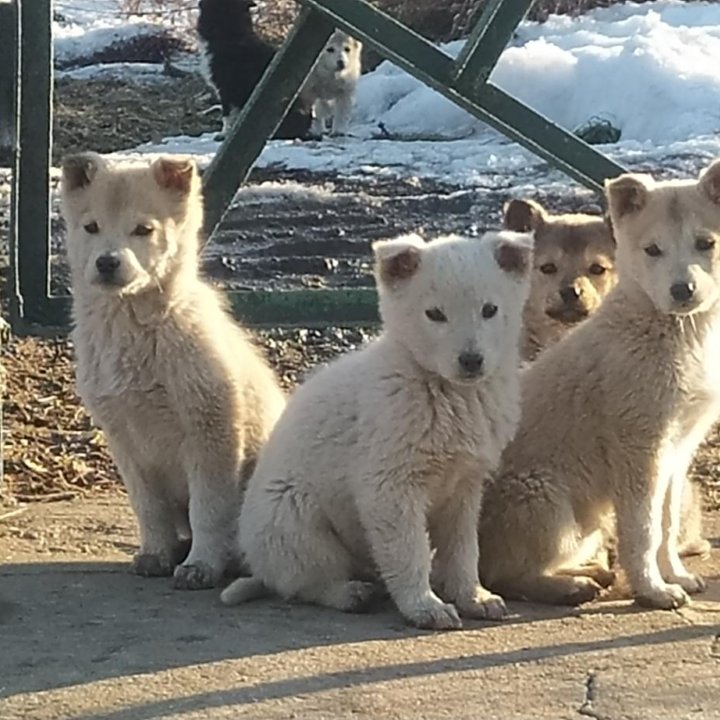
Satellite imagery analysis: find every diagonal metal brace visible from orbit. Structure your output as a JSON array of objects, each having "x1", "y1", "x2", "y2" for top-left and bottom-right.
[
  {"x1": 202, "y1": 7, "x2": 335, "y2": 236},
  {"x1": 452, "y1": 0, "x2": 534, "y2": 90}
]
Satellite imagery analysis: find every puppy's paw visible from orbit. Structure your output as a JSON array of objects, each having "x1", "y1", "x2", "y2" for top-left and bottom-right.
[
  {"x1": 404, "y1": 596, "x2": 462, "y2": 631},
  {"x1": 132, "y1": 552, "x2": 176, "y2": 577},
  {"x1": 563, "y1": 576, "x2": 603, "y2": 605},
  {"x1": 173, "y1": 561, "x2": 218, "y2": 590},
  {"x1": 679, "y1": 538, "x2": 711, "y2": 559},
  {"x1": 340, "y1": 581, "x2": 387, "y2": 613},
  {"x1": 671, "y1": 572, "x2": 706, "y2": 595},
  {"x1": 636, "y1": 583, "x2": 690, "y2": 610},
  {"x1": 589, "y1": 567, "x2": 616, "y2": 589},
  {"x1": 457, "y1": 588, "x2": 508, "y2": 621}
]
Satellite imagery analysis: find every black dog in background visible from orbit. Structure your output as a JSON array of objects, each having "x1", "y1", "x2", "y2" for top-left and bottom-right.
[{"x1": 197, "y1": 0, "x2": 311, "y2": 140}]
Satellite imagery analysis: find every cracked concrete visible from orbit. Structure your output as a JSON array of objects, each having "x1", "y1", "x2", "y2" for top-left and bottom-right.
[{"x1": 1, "y1": 498, "x2": 719, "y2": 720}]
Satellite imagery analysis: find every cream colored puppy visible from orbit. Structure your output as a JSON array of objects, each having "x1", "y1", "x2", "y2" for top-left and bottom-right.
[
  {"x1": 504, "y1": 198, "x2": 709, "y2": 559},
  {"x1": 479, "y1": 160, "x2": 720, "y2": 609},
  {"x1": 61, "y1": 153, "x2": 285, "y2": 590},
  {"x1": 301, "y1": 30, "x2": 362, "y2": 137},
  {"x1": 222, "y1": 231, "x2": 533, "y2": 629}
]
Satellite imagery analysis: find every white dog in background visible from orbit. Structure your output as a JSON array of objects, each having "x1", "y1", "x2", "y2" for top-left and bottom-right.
[
  {"x1": 222, "y1": 231, "x2": 533, "y2": 630},
  {"x1": 61, "y1": 153, "x2": 285, "y2": 590},
  {"x1": 302, "y1": 30, "x2": 362, "y2": 138}
]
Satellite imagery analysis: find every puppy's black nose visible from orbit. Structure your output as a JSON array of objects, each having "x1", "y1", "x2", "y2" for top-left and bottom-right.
[
  {"x1": 96, "y1": 254, "x2": 120, "y2": 277},
  {"x1": 458, "y1": 352, "x2": 484, "y2": 376},
  {"x1": 336, "y1": 60, "x2": 346, "y2": 71},
  {"x1": 559, "y1": 285, "x2": 582, "y2": 303},
  {"x1": 670, "y1": 281, "x2": 695, "y2": 303}
]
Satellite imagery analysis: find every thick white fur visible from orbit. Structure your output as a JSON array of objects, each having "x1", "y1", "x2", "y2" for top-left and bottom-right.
[
  {"x1": 301, "y1": 30, "x2": 362, "y2": 137},
  {"x1": 479, "y1": 160, "x2": 720, "y2": 609},
  {"x1": 61, "y1": 153, "x2": 285, "y2": 590},
  {"x1": 222, "y1": 231, "x2": 533, "y2": 630}
]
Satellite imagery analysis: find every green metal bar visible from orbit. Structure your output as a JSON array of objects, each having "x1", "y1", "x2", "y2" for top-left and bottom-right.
[
  {"x1": 300, "y1": 0, "x2": 625, "y2": 190},
  {"x1": 202, "y1": 7, "x2": 335, "y2": 238},
  {"x1": 34, "y1": 289, "x2": 379, "y2": 330},
  {"x1": 16, "y1": 0, "x2": 53, "y2": 325},
  {"x1": 0, "y1": 2, "x2": 17, "y2": 164},
  {"x1": 453, "y1": 0, "x2": 534, "y2": 89},
  {"x1": 2, "y1": 0, "x2": 22, "y2": 331},
  {"x1": 469, "y1": 84, "x2": 624, "y2": 190}
]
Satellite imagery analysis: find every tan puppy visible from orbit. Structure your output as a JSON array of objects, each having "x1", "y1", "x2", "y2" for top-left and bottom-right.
[
  {"x1": 61, "y1": 153, "x2": 285, "y2": 590},
  {"x1": 504, "y1": 198, "x2": 709, "y2": 559},
  {"x1": 503, "y1": 199, "x2": 616, "y2": 362},
  {"x1": 479, "y1": 160, "x2": 720, "y2": 609},
  {"x1": 301, "y1": 30, "x2": 362, "y2": 137},
  {"x1": 222, "y1": 231, "x2": 533, "y2": 630}
]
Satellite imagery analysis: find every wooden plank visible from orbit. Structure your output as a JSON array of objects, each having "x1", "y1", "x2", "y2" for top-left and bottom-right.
[
  {"x1": 36, "y1": 289, "x2": 380, "y2": 331},
  {"x1": 202, "y1": 7, "x2": 335, "y2": 238},
  {"x1": 452, "y1": 0, "x2": 534, "y2": 89},
  {"x1": 16, "y1": 0, "x2": 53, "y2": 324}
]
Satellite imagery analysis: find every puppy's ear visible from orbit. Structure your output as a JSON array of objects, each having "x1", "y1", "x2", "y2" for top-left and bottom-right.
[
  {"x1": 502, "y1": 199, "x2": 546, "y2": 233},
  {"x1": 605, "y1": 173, "x2": 652, "y2": 220},
  {"x1": 61, "y1": 153, "x2": 104, "y2": 192},
  {"x1": 373, "y1": 234, "x2": 424, "y2": 287},
  {"x1": 699, "y1": 158, "x2": 720, "y2": 205},
  {"x1": 490, "y1": 231, "x2": 534, "y2": 277},
  {"x1": 152, "y1": 157, "x2": 197, "y2": 195}
]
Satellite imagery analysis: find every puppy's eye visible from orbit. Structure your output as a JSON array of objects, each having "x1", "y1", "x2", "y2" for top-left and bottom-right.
[
  {"x1": 696, "y1": 235, "x2": 715, "y2": 252},
  {"x1": 588, "y1": 263, "x2": 606, "y2": 275},
  {"x1": 482, "y1": 303, "x2": 498, "y2": 319},
  {"x1": 83, "y1": 221, "x2": 99, "y2": 234},
  {"x1": 326, "y1": 47, "x2": 335, "y2": 53},
  {"x1": 644, "y1": 244, "x2": 662, "y2": 258},
  {"x1": 425, "y1": 307, "x2": 447, "y2": 323},
  {"x1": 539, "y1": 262, "x2": 557, "y2": 275},
  {"x1": 344, "y1": 46, "x2": 351, "y2": 53},
  {"x1": 132, "y1": 224, "x2": 153, "y2": 237}
]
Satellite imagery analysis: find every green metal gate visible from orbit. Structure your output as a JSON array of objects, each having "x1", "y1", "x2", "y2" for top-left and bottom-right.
[{"x1": 5, "y1": 0, "x2": 626, "y2": 333}]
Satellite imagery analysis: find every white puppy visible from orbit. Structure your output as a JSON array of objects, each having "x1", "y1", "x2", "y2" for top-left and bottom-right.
[
  {"x1": 222, "y1": 231, "x2": 533, "y2": 629},
  {"x1": 301, "y1": 30, "x2": 362, "y2": 137},
  {"x1": 61, "y1": 153, "x2": 285, "y2": 590}
]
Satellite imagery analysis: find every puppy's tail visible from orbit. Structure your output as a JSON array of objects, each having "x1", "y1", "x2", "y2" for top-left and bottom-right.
[{"x1": 220, "y1": 576, "x2": 269, "y2": 605}]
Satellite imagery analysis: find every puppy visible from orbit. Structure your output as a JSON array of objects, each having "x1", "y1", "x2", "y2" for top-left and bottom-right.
[
  {"x1": 301, "y1": 30, "x2": 362, "y2": 138},
  {"x1": 221, "y1": 231, "x2": 533, "y2": 629},
  {"x1": 503, "y1": 199, "x2": 616, "y2": 362},
  {"x1": 61, "y1": 153, "x2": 285, "y2": 589},
  {"x1": 197, "y1": 0, "x2": 311, "y2": 140},
  {"x1": 505, "y1": 197, "x2": 710, "y2": 560},
  {"x1": 479, "y1": 160, "x2": 720, "y2": 609}
]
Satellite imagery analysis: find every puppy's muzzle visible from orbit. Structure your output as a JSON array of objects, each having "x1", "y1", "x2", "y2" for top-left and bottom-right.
[
  {"x1": 95, "y1": 253, "x2": 121, "y2": 283},
  {"x1": 336, "y1": 59, "x2": 346, "y2": 71},
  {"x1": 458, "y1": 351, "x2": 484, "y2": 379}
]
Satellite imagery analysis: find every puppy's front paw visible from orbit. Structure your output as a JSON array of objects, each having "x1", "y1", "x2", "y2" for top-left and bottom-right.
[
  {"x1": 457, "y1": 588, "x2": 508, "y2": 621},
  {"x1": 132, "y1": 552, "x2": 176, "y2": 577},
  {"x1": 404, "y1": 595, "x2": 462, "y2": 631},
  {"x1": 173, "y1": 561, "x2": 218, "y2": 590},
  {"x1": 636, "y1": 583, "x2": 690, "y2": 610}
]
